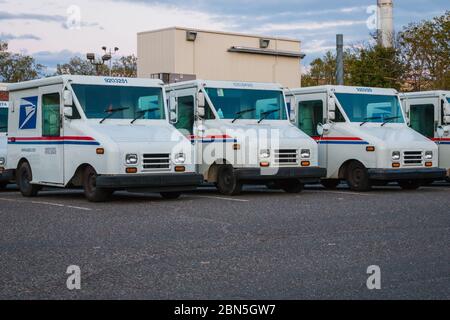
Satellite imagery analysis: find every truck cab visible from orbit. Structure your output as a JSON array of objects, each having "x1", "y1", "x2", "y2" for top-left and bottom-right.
[
  {"x1": 0, "y1": 85, "x2": 13, "y2": 189},
  {"x1": 7, "y1": 76, "x2": 203, "y2": 201},
  {"x1": 166, "y1": 80, "x2": 326, "y2": 195},
  {"x1": 286, "y1": 85, "x2": 446, "y2": 191},
  {"x1": 401, "y1": 91, "x2": 450, "y2": 181}
]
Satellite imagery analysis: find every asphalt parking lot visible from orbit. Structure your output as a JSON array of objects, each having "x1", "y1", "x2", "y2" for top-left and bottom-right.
[{"x1": 0, "y1": 183, "x2": 449, "y2": 300}]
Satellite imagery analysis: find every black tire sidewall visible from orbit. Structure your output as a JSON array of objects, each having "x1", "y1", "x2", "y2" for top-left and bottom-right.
[
  {"x1": 217, "y1": 165, "x2": 242, "y2": 195},
  {"x1": 82, "y1": 166, "x2": 112, "y2": 202},
  {"x1": 346, "y1": 162, "x2": 371, "y2": 191},
  {"x1": 17, "y1": 162, "x2": 39, "y2": 197}
]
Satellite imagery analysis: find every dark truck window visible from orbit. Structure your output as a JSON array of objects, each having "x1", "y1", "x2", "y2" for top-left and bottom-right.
[
  {"x1": 175, "y1": 95, "x2": 194, "y2": 135},
  {"x1": 42, "y1": 93, "x2": 61, "y2": 137},
  {"x1": 410, "y1": 104, "x2": 435, "y2": 138},
  {"x1": 0, "y1": 108, "x2": 7, "y2": 132},
  {"x1": 298, "y1": 100, "x2": 323, "y2": 137}
]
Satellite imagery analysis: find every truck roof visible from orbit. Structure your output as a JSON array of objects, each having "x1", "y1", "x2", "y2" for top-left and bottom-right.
[
  {"x1": 7, "y1": 75, "x2": 164, "y2": 92},
  {"x1": 287, "y1": 85, "x2": 398, "y2": 96},
  {"x1": 401, "y1": 91, "x2": 450, "y2": 99},
  {"x1": 166, "y1": 79, "x2": 284, "y2": 91}
]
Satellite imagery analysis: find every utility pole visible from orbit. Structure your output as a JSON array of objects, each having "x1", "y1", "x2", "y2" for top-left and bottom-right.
[{"x1": 336, "y1": 34, "x2": 344, "y2": 85}]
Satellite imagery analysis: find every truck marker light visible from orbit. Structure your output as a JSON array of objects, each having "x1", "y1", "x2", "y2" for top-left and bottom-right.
[
  {"x1": 425, "y1": 162, "x2": 433, "y2": 167},
  {"x1": 301, "y1": 161, "x2": 310, "y2": 167},
  {"x1": 260, "y1": 161, "x2": 270, "y2": 167},
  {"x1": 233, "y1": 143, "x2": 240, "y2": 150},
  {"x1": 392, "y1": 162, "x2": 400, "y2": 168},
  {"x1": 96, "y1": 148, "x2": 105, "y2": 155},
  {"x1": 175, "y1": 166, "x2": 186, "y2": 172},
  {"x1": 126, "y1": 167, "x2": 137, "y2": 173},
  {"x1": 366, "y1": 146, "x2": 375, "y2": 152}
]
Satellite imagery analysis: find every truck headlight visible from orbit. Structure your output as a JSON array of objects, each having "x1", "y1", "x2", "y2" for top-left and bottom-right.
[
  {"x1": 301, "y1": 149, "x2": 310, "y2": 159},
  {"x1": 260, "y1": 149, "x2": 270, "y2": 158},
  {"x1": 0, "y1": 157, "x2": 5, "y2": 166},
  {"x1": 392, "y1": 151, "x2": 401, "y2": 161},
  {"x1": 425, "y1": 151, "x2": 433, "y2": 160},
  {"x1": 174, "y1": 153, "x2": 186, "y2": 164},
  {"x1": 125, "y1": 153, "x2": 138, "y2": 165}
]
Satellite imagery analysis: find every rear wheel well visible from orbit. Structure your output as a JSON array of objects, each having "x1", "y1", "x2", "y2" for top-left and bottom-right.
[{"x1": 207, "y1": 159, "x2": 230, "y2": 183}]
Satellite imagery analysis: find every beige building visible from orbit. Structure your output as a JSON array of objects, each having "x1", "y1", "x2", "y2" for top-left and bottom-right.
[{"x1": 137, "y1": 27, "x2": 304, "y2": 87}]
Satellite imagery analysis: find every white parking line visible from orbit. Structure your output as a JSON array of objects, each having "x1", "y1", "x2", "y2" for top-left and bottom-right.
[
  {"x1": 0, "y1": 197, "x2": 93, "y2": 211},
  {"x1": 309, "y1": 190, "x2": 373, "y2": 196},
  {"x1": 189, "y1": 195, "x2": 250, "y2": 202}
]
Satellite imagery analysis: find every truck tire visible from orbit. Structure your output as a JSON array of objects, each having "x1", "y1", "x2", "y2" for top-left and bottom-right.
[
  {"x1": 346, "y1": 161, "x2": 371, "y2": 191},
  {"x1": 279, "y1": 179, "x2": 304, "y2": 193},
  {"x1": 82, "y1": 166, "x2": 113, "y2": 202},
  {"x1": 321, "y1": 179, "x2": 340, "y2": 189},
  {"x1": 160, "y1": 192, "x2": 181, "y2": 199},
  {"x1": 398, "y1": 180, "x2": 422, "y2": 190},
  {"x1": 0, "y1": 182, "x2": 8, "y2": 190},
  {"x1": 16, "y1": 162, "x2": 40, "y2": 197},
  {"x1": 216, "y1": 165, "x2": 242, "y2": 195}
]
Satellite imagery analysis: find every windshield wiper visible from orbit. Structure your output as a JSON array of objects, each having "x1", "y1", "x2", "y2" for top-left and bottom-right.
[
  {"x1": 360, "y1": 116, "x2": 383, "y2": 126},
  {"x1": 130, "y1": 107, "x2": 159, "y2": 124},
  {"x1": 99, "y1": 107, "x2": 129, "y2": 123},
  {"x1": 258, "y1": 108, "x2": 280, "y2": 123},
  {"x1": 381, "y1": 116, "x2": 401, "y2": 126},
  {"x1": 231, "y1": 108, "x2": 256, "y2": 123}
]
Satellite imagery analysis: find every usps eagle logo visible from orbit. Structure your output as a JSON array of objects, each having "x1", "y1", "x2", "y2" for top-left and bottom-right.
[{"x1": 19, "y1": 96, "x2": 38, "y2": 130}]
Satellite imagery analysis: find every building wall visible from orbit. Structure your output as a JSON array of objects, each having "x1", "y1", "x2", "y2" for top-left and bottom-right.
[{"x1": 138, "y1": 27, "x2": 302, "y2": 88}]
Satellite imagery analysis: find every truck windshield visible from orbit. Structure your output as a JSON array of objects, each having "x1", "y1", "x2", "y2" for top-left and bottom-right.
[
  {"x1": 0, "y1": 107, "x2": 7, "y2": 132},
  {"x1": 71, "y1": 84, "x2": 165, "y2": 120},
  {"x1": 204, "y1": 88, "x2": 287, "y2": 121},
  {"x1": 334, "y1": 93, "x2": 404, "y2": 124}
]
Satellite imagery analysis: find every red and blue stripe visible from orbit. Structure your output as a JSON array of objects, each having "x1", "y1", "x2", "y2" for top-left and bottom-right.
[
  {"x1": 432, "y1": 138, "x2": 450, "y2": 145},
  {"x1": 312, "y1": 136, "x2": 369, "y2": 145},
  {"x1": 8, "y1": 136, "x2": 100, "y2": 146}
]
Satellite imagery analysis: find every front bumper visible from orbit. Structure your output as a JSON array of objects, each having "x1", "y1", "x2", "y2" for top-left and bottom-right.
[
  {"x1": 234, "y1": 166, "x2": 327, "y2": 182},
  {"x1": 96, "y1": 172, "x2": 204, "y2": 191},
  {"x1": 0, "y1": 168, "x2": 14, "y2": 183},
  {"x1": 368, "y1": 168, "x2": 447, "y2": 181}
]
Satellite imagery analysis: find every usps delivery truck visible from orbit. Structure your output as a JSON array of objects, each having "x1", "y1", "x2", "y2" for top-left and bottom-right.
[
  {"x1": 6, "y1": 76, "x2": 203, "y2": 201},
  {"x1": 401, "y1": 91, "x2": 450, "y2": 181},
  {"x1": 165, "y1": 80, "x2": 326, "y2": 195},
  {"x1": 0, "y1": 84, "x2": 13, "y2": 188},
  {"x1": 286, "y1": 85, "x2": 446, "y2": 191}
]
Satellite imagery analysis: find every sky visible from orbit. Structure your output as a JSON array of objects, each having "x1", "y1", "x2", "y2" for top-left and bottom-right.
[{"x1": 0, "y1": 0, "x2": 448, "y2": 74}]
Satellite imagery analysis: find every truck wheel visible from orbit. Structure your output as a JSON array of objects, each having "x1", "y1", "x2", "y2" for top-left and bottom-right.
[
  {"x1": 0, "y1": 182, "x2": 8, "y2": 190},
  {"x1": 16, "y1": 162, "x2": 40, "y2": 197},
  {"x1": 160, "y1": 192, "x2": 181, "y2": 200},
  {"x1": 83, "y1": 166, "x2": 113, "y2": 202},
  {"x1": 321, "y1": 179, "x2": 340, "y2": 189},
  {"x1": 216, "y1": 165, "x2": 242, "y2": 195},
  {"x1": 346, "y1": 161, "x2": 371, "y2": 191},
  {"x1": 398, "y1": 180, "x2": 422, "y2": 190},
  {"x1": 280, "y1": 179, "x2": 304, "y2": 193}
]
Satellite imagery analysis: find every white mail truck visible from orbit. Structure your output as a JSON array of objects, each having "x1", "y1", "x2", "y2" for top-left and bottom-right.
[
  {"x1": 166, "y1": 80, "x2": 326, "y2": 195},
  {"x1": 401, "y1": 91, "x2": 450, "y2": 181},
  {"x1": 286, "y1": 85, "x2": 446, "y2": 190},
  {"x1": 6, "y1": 76, "x2": 203, "y2": 201}
]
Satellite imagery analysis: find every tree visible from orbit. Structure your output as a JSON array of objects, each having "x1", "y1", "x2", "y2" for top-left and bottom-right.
[
  {"x1": 399, "y1": 11, "x2": 450, "y2": 91},
  {"x1": 111, "y1": 54, "x2": 137, "y2": 77},
  {"x1": 0, "y1": 41, "x2": 45, "y2": 82},
  {"x1": 56, "y1": 56, "x2": 107, "y2": 76},
  {"x1": 302, "y1": 51, "x2": 337, "y2": 87}
]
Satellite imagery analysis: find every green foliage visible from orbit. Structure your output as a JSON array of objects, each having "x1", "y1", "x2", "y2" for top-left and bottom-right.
[
  {"x1": 56, "y1": 54, "x2": 137, "y2": 77},
  {"x1": 0, "y1": 41, "x2": 45, "y2": 82},
  {"x1": 111, "y1": 54, "x2": 137, "y2": 77}
]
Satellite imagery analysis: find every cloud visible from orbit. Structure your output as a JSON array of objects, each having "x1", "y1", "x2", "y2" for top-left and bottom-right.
[
  {"x1": 0, "y1": 11, "x2": 65, "y2": 22},
  {"x1": 254, "y1": 20, "x2": 367, "y2": 33},
  {"x1": 0, "y1": 33, "x2": 41, "y2": 41}
]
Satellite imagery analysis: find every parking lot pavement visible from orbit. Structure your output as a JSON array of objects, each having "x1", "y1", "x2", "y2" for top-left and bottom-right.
[{"x1": 0, "y1": 183, "x2": 449, "y2": 299}]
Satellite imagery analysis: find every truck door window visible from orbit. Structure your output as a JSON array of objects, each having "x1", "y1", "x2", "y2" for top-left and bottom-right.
[
  {"x1": 410, "y1": 104, "x2": 434, "y2": 138},
  {"x1": 175, "y1": 95, "x2": 194, "y2": 135},
  {"x1": 0, "y1": 108, "x2": 7, "y2": 132},
  {"x1": 42, "y1": 93, "x2": 60, "y2": 137},
  {"x1": 298, "y1": 100, "x2": 323, "y2": 137}
]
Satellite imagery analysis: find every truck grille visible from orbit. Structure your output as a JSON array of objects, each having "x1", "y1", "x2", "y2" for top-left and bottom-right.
[
  {"x1": 142, "y1": 153, "x2": 170, "y2": 171},
  {"x1": 403, "y1": 151, "x2": 423, "y2": 166},
  {"x1": 274, "y1": 149, "x2": 298, "y2": 166}
]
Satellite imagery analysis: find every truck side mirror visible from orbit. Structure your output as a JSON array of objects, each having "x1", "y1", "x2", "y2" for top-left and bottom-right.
[
  {"x1": 197, "y1": 105, "x2": 205, "y2": 118},
  {"x1": 63, "y1": 106, "x2": 73, "y2": 118},
  {"x1": 168, "y1": 96, "x2": 178, "y2": 124},
  {"x1": 328, "y1": 98, "x2": 336, "y2": 112},
  {"x1": 197, "y1": 92, "x2": 206, "y2": 108},
  {"x1": 63, "y1": 90, "x2": 73, "y2": 106},
  {"x1": 328, "y1": 111, "x2": 335, "y2": 121},
  {"x1": 444, "y1": 116, "x2": 450, "y2": 125}
]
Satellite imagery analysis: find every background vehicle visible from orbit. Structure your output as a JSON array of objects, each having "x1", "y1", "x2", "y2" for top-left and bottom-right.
[
  {"x1": 401, "y1": 91, "x2": 450, "y2": 181},
  {"x1": 166, "y1": 80, "x2": 325, "y2": 195},
  {"x1": 0, "y1": 85, "x2": 13, "y2": 189},
  {"x1": 7, "y1": 76, "x2": 203, "y2": 201},
  {"x1": 286, "y1": 85, "x2": 445, "y2": 191}
]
